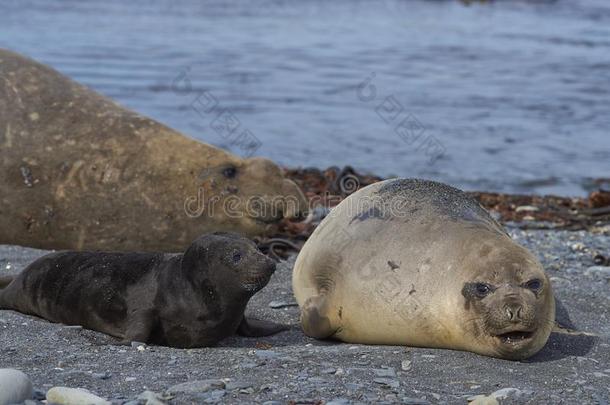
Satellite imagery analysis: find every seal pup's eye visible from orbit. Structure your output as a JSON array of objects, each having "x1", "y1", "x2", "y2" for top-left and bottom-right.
[
  {"x1": 232, "y1": 251, "x2": 242, "y2": 263},
  {"x1": 223, "y1": 166, "x2": 237, "y2": 178},
  {"x1": 474, "y1": 283, "x2": 492, "y2": 298},
  {"x1": 524, "y1": 279, "x2": 542, "y2": 291}
]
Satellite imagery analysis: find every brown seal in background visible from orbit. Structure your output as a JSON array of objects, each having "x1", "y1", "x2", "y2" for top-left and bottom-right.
[{"x1": 0, "y1": 48, "x2": 307, "y2": 251}]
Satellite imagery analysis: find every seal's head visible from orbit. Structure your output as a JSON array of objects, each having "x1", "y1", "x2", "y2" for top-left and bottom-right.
[
  {"x1": 196, "y1": 157, "x2": 309, "y2": 234},
  {"x1": 183, "y1": 232, "x2": 276, "y2": 295},
  {"x1": 460, "y1": 239, "x2": 555, "y2": 360}
]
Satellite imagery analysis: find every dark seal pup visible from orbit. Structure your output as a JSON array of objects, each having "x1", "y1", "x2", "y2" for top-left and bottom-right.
[{"x1": 0, "y1": 232, "x2": 286, "y2": 347}]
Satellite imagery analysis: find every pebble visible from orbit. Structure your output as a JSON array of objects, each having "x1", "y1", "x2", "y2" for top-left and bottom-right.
[
  {"x1": 373, "y1": 378, "x2": 400, "y2": 389},
  {"x1": 137, "y1": 390, "x2": 166, "y2": 405},
  {"x1": 255, "y1": 350, "x2": 280, "y2": 359},
  {"x1": 198, "y1": 389, "x2": 225, "y2": 403},
  {"x1": 400, "y1": 398, "x2": 430, "y2": 405},
  {"x1": 0, "y1": 369, "x2": 33, "y2": 405},
  {"x1": 125, "y1": 377, "x2": 137, "y2": 382},
  {"x1": 468, "y1": 395, "x2": 499, "y2": 405},
  {"x1": 491, "y1": 387, "x2": 522, "y2": 400},
  {"x1": 92, "y1": 372, "x2": 112, "y2": 380},
  {"x1": 268, "y1": 300, "x2": 298, "y2": 309},
  {"x1": 585, "y1": 266, "x2": 610, "y2": 280},
  {"x1": 515, "y1": 205, "x2": 539, "y2": 212},
  {"x1": 326, "y1": 398, "x2": 351, "y2": 405},
  {"x1": 373, "y1": 367, "x2": 396, "y2": 378},
  {"x1": 224, "y1": 380, "x2": 253, "y2": 391},
  {"x1": 167, "y1": 379, "x2": 225, "y2": 394},
  {"x1": 401, "y1": 360, "x2": 412, "y2": 371},
  {"x1": 321, "y1": 367, "x2": 336, "y2": 374},
  {"x1": 46, "y1": 387, "x2": 111, "y2": 405}
]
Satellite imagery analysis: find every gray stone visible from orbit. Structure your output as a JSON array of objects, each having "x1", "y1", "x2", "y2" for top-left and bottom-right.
[
  {"x1": 326, "y1": 398, "x2": 351, "y2": 405},
  {"x1": 585, "y1": 266, "x2": 610, "y2": 280},
  {"x1": 399, "y1": 398, "x2": 430, "y2": 405},
  {"x1": 167, "y1": 379, "x2": 225, "y2": 394},
  {"x1": 137, "y1": 390, "x2": 166, "y2": 405},
  {"x1": 46, "y1": 387, "x2": 111, "y2": 405},
  {"x1": 224, "y1": 381, "x2": 253, "y2": 391},
  {"x1": 0, "y1": 369, "x2": 33, "y2": 405},
  {"x1": 198, "y1": 389, "x2": 225, "y2": 403},
  {"x1": 374, "y1": 367, "x2": 396, "y2": 377},
  {"x1": 491, "y1": 387, "x2": 522, "y2": 400},
  {"x1": 373, "y1": 378, "x2": 400, "y2": 389},
  {"x1": 468, "y1": 395, "x2": 499, "y2": 405},
  {"x1": 254, "y1": 350, "x2": 279, "y2": 359},
  {"x1": 92, "y1": 372, "x2": 112, "y2": 380}
]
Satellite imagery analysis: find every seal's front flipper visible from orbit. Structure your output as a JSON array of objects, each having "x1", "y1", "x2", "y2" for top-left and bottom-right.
[
  {"x1": 117, "y1": 309, "x2": 156, "y2": 345},
  {"x1": 237, "y1": 316, "x2": 288, "y2": 337},
  {"x1": 300, "y1": 294, "x2": 338, "y2": 339},
  {"x1": 0, "y1": 275, "x2": 13, "y2": 289}
]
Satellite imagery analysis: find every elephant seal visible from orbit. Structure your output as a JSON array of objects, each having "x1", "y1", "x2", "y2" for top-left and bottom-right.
[
  {"x1": 0, "y1": 48, "x2": 307, "y2": 251},
  {"x1": 293, "y1": 179, "x2": 555, "y2": 360},
  {"x1": 0, "y1": 232, "x2": 286, "y2": 347}
]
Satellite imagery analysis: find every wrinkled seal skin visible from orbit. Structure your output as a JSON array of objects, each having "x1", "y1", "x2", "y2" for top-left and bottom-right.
[
  {"x1": 0, "y1": 232, "x2": 286, "y2": 347},
  {"x1": 293, "y1": 179, "x2": 555, "y2": 360},
  {"x1": 0, "y1": 48, "x2": 307, "y2": 251}
]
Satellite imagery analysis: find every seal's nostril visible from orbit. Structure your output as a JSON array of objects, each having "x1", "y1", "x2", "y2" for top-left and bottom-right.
[{"x1": 505, "y1": 303, "x2": 522, "y2": 322}]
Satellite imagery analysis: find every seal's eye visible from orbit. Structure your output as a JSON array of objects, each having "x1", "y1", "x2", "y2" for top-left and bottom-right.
[
  {"x1": 474, "y1": 283, "x2": 492, "y2": 298},
  {"x1": 223, "y1": 166, "x2": 237, "y2": 178},
  {"x1": 232, "y1": 251, "x2": 242, "y2": 263},
  {"x1": 524, "y1": 279, "x2": 542, "y2": 291}
]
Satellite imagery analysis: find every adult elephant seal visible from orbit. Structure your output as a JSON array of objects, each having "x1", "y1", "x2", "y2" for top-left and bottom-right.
[
  {"x1": 0, "y1": 232, "x2": 286, "y2": 347},
  {"x1": 0, "y1": 48, "x2": 307, "y2": 251},
  {"x1": 293, "y1": 179, "x2": 555, "y2": 360}
]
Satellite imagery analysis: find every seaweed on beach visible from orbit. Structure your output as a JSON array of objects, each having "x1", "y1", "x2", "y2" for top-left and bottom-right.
[{"x1": 257, "y1": 167, "x2": 610, "y2": 259}]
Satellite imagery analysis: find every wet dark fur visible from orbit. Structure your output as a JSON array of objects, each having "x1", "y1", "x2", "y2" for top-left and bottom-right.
[{"x1": 0, "y1": 232, "x2": 285, "y2": 347}]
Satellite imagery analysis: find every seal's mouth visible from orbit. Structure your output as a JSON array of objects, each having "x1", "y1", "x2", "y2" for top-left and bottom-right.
[
  {"x1": 494, "y1": 330, "x2": 534, "y2": 346},
  {"x1": 241, "y1": 266, "x2": 275, "y2": 292},
  {"x1": 241, "y1": 274, "x2": 271, "y2": 291}
]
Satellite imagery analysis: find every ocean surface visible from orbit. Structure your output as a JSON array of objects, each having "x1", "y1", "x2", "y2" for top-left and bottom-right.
[{"x1": 1, "y1": 0, "x2": 609, "y2": 196}]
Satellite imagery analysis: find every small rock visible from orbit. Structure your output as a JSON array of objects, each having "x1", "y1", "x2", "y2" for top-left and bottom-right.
[
  {"x1": 515, "y1": 205, "x2": 539, "y2": 212},
  {"x1": 585, "y1": 266, "x2": 610, "y2": 280},
  {"x1": 268, "y1": 300, "x2": 298, "y2": 309},
  {"x1": 254, "y1": 350, "x2": 279, "y2": 359},
  {"x1": 167, "y1": 379, "x2": 225, "y2": 394},
  {"x1": 468, "y1": 395, "x2": 499, "y2": 405},
  {"x1": 373, "y1": 378, "x2": 400, "y2": 389},
  {"x1": 491, "y1": 387, "x2": 522, "y2": 400},
  {"x1": 224, "y1": 381, "x2": 253, "y2": 391},
  {"x1": 0, "y1": 369, "x2": 33, "y2": 405},
  {"x1": 33, "y1": 389, "x2": 46, "y2": 400},
  {"x1": 399, "y1": 397, "x2": 429, "y2": 405},
  {"x1": 199, "y1": 389, "x2": 225, "y2": 403},
  {"x1": 321, "y1": 367, "x2": 336, "y2": 374},
  {"x1": 137, "y1": 390, "x2": 166, "y2": 405},
  {"x1": 373, "y1": 367, "x2": 396, "y2": 378},
  {"x1": 125, "y1": 377, "x2": 137, "y2": 382},
  {"x1": 326, "y1": 398, "x2": 350, "y2": 405},
  {"x1": 46, "y1": 387, "x2": 110, "y2": 405},
  {"x1": 92, "y1": 372, "x2": 111, "y2": 380},
  {"x1": 401, "y1": 360, "x2": 412, "y2": 371}
]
